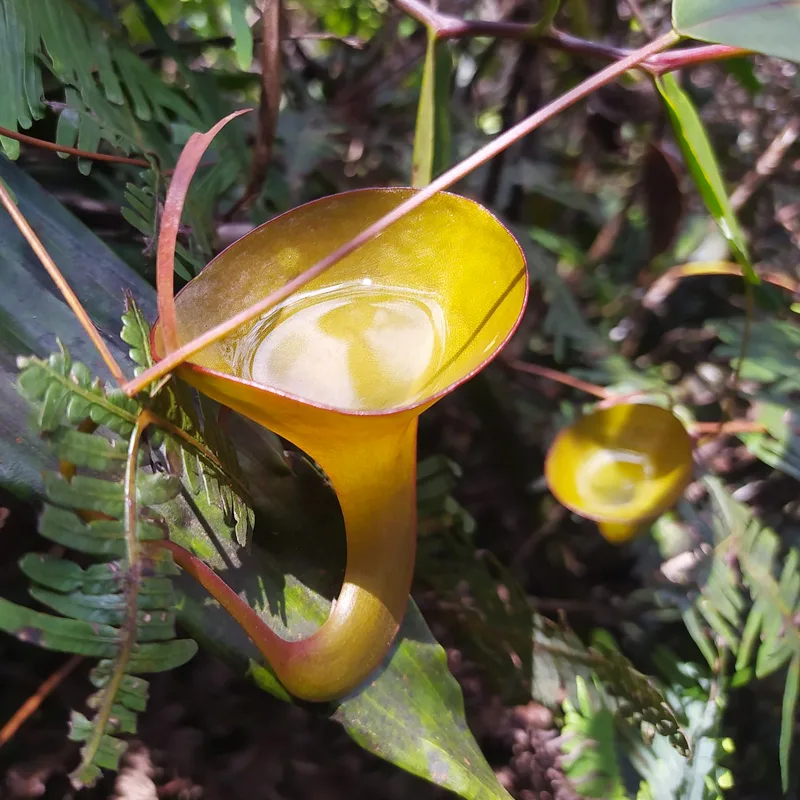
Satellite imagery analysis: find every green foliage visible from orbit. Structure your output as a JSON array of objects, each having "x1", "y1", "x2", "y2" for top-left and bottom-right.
[
  {"x1": 511, "y1": 226, "x2": 604, "y2": 361},
  {"x1": 712, "y1": 317, "x2": 800, "y2": 396},
  {"x1": 119, "y1": 297, "x2": 254, "y2": 546},
  {"x1": 682, "y1": 479, "x2": 800, "y2": 792},
  {"x1": 418, "y1": 527, "x2": 689, "y2": 757},
  {"x1": 673, "y1": 0, "x2": 800, "y2": 64},
  {"x1": 559, "y1": 677, "x2": 628, "y2": 799},
  {"x1": 0, "y1": 0, "x2": 205, "y2": 165},
  {"x1": 411, "y1": 29, "x2": 453, "y2": 187},
  {"x1": 655, "y1": 74, "x2": 754, "y2": 281},
  {"x1": 122, "y1": 171, "x2": 205, "y2": 282},
  {"x1": 627, "y1": 659, "x2": 732, "y2": 800},
  {"x1": 1, "y1": 342, "x2": 197, "y2": 788}
]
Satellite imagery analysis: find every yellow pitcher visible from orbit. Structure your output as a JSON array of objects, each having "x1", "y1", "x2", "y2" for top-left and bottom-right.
[
  {"x1": 545, "y1": 403, "x2": 693, "y2": 543},
  {"x1": 153, "y1": 188, "x2": 527, "y2": 700}
]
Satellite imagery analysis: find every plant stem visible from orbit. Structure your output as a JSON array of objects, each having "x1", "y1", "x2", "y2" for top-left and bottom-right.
[
  {"x1": 509, "y1": 360, "x2": 609, "y2": 398},
  {"x1": 0, "y1": 655, "x2": 82, "y2": 749},
  {"x1": 124, "y1": 30, "x2": 679, "y2": 397},
  {"x1": 73, "y1": 412, "x2": 148, "y2": 784},
  {"x1": 0, "y1": 125, "x2": 152, "y2": 168},
  {"x1": 691, "y1": 420, "x2": 764, "y2": 436},
  {"x1": 0, "y1": 180, "x2": 128, "y2": 386},
  {"x1": 642, "y1": 262, "x2": 799, "y2": 313},
  {"x1": 392, "y1": 0, "x2": 747, "y2": 72}
]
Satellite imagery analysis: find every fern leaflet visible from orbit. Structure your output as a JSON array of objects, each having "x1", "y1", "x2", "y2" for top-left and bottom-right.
[{"x1": 0, "y1": 342, "x2": 197, "y2": 786}]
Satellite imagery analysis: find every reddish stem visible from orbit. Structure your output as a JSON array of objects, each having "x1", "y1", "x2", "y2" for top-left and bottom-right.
[
  {"x1": 0, "y1": 125, "x2": 152, "y2": 168},
  {"x1": 509, "y1": 360, "x2": 609, "y2": 398},
  {"x1": 0, "y1": 655, "x2": 83, "y2": 748},
  {"x1": 392, "y1": 0, "x2": 748, "y2": 73},
  {"x1": 691, "y1": 420, "x2": 765, "y2": 436}
]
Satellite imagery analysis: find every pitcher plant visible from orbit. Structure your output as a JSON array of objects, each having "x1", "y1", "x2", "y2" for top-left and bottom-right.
[
  {"x1": 152, "y1": 188, "x2": 527, "y2": 701},
  {"x1": 545, "y1": 403, "x2": 694, "y2": 544}
]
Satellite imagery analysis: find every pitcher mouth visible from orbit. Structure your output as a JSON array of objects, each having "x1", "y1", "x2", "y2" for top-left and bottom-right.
[
  {"x1": 544, "y1": 404, "x2": 693, "y2": 525},
  {"x1": 150, "y1": 187, "x2": 529, "y2": 418},
  {"x1": 151, "y1": 265, "x2": 528, "y2": 417}
]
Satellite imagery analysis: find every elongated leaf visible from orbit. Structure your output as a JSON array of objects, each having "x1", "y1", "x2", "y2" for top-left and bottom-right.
[
  {"x1": 655, "y1": 74, "x2": 755, "y2": 282},
  {"x1": 411, "y1": 28, "x2": 453, "y2": 188},
  {"x1": 673, "y1": 0, "x2": 800, "y2": 63},
  {"x1": 781, "y1": 656, "x2": 799, "y2": 793}
]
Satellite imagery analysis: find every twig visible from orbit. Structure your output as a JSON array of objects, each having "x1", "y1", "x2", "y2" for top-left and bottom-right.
[
  {"x1": 509, "y1": 360, "x2": 609, "y2": 398},
  {"x1": 508, "y1": 360, "x2": 762, "y2": 437},
  {"x1": 0, "y1": 125, "x2": 152, "y2": 168},
  {"x1": 642, "y1": 262, "x2": 799, "y2": 313},
  {"x1": 224, "y1": 0, "x2": 282, "y2": 219},
  {"x1": 0, "y1": 655, "x2": 82, "y2": 749},
  {"x1": 691, "y1": 420, "x2": 765, "y2": 436},
  {"x1": 0, "y1": 180, "x2": 128, "y2": 385},
  {"x1": 622, "y1": 0, "x2": 655, "y2": 38},
  {"x1": 123, "y1": 31, "x2": 680, "y2": 397},
  {"x1": 391, "y1": 0, "x2": 748, "y2": 72}
]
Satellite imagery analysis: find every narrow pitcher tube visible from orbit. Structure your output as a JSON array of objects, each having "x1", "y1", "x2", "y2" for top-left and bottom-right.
[{"x1": 153, "y1": 188, "x2": 528, "y2": 701}]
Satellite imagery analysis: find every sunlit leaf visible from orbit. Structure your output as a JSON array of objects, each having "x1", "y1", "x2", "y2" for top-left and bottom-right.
[
  {"x1": 674, "y1": 0, "x2": 800, "y2": 63},
  {"x1": 655, "y1": 74, "x2": 755, "y2": 282},
  {"x1": 411, "y1": 28, "x2": 452, "y2": 188}
]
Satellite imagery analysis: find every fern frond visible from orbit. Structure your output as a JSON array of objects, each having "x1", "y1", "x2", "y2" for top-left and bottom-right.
[
  {"x1": 122, "y1": 170, "x2": 208, "y2": 280},
  {"x1": 417, "y1": 517, "x2": 688, "y2": 755},
  {"x1": 713, "y1": 317, "x2": 800, "y2": 396},
  {"x1": 0, "y1": 343, "x2": 198, "y2": 787},
  {"x1": 510, "y1": 224, "x2": 602, "y2": 360},
  {"x1": 558, "y1": 676, "x2": 629, "y2": 799},
  {"x1": 121, "y1": 297, "x2": 254, "y2": 545},
  {"x1": 626, "y1": 656, "x2": 732, "y2": 800},
  {"x1": 682, "y1": 479, "x2": 800, "y2": 792},
  {"x1": 1, "y1": 0, "x2": 205, "y2": 165}
]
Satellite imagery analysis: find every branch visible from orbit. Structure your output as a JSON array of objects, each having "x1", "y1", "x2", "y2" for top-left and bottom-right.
[
  {"x1": 0, "y1": 125, "x2": 152, "y2": 168},
  {"x1": 391, "y1": 0, "x2": 748, "y2": 72},
  {"x1": 0, "y1": 180, "x2": 128, "y2": 385},
  {"x1": 0, "y1": 656, "x2": 82, "y2": 748},
  {"x1": 123, "y1": 30, "x2": 680, "y2": 397},
  {"x1": 509, "y1": 360, "x2": 608, "y2": 398}
]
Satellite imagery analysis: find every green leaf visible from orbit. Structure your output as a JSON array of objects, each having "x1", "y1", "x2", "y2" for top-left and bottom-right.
[
  {"x1": 560, "y1": 678, "x2": 628, "y2": 799},
  {"x1": 19, "y1": 553, "x2": 85, "y2": 592},
  {"x1": 229, "y1": 0, "x2": 254, "y2": 71},
  {"x1": 673, "y1": 0, "x2": 800, "y2": 63},
  {"x1": 626, "y1": 659, "x2": 728, "y2": 800},
  {"x1": 780, "y1": 655, "x2": 799, "y2": 793},
  {"x1": 411, "y1": 28, "x2": 452, "y2": 188},
  {"x1": 48, "y1": 427, "x2": 130, "y2": 470},
  {"x1": 0, "y1": 596, "x2": 122, "y2": 657},
  {"x1": 655, "y1": 74, "x2": 755, "y2": 282},
  {"x1": 44, "y1": 472, "x2": 125, "y2": 518},
  {"x1": 89, "y1": 667, "x2": 149, "y2": 712}
]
